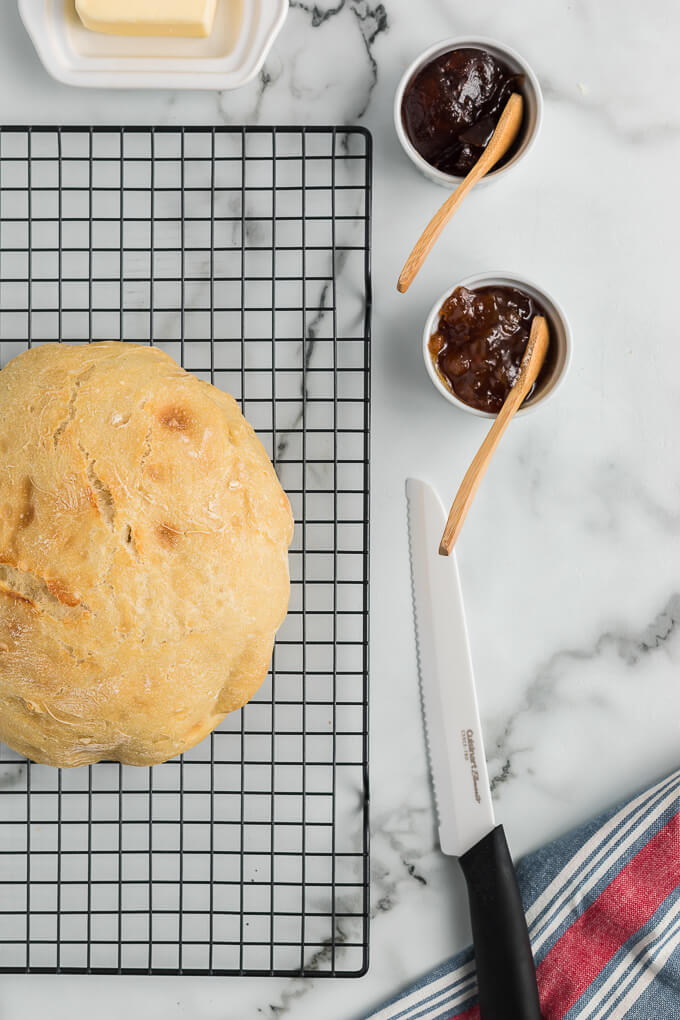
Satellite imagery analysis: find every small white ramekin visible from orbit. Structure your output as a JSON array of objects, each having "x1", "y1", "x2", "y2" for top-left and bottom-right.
[
  {"x1": 423, "y1": 273, "x2": 572, "y2": 419},
  {"x1": 394, "y1": 37, "x2": 543, "y2": 189}
]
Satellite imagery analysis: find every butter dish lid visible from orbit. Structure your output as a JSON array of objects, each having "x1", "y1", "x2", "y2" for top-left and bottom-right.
[{"x1": 18, "y1": 0, "x2": 288, "y2": 90}]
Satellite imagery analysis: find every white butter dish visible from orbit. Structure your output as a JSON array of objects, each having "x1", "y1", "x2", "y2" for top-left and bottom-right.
[{"x1": 18, "y1": 0, "x2": 288, "y2": 89}]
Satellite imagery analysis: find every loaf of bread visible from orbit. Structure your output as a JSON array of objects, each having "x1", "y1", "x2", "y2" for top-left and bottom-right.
[{"x1": 0, "y1": 342, "x2": 293, "y2": 767}]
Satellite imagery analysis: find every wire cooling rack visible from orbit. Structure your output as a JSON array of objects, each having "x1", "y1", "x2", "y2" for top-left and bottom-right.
[{"x1": 0, "y1": 126, "x2": 371, "y2": 977}]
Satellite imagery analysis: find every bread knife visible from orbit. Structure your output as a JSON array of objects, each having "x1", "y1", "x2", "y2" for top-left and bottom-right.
[{"x1": 406, "y1": 478, "x2": 541, "y2": 1020}]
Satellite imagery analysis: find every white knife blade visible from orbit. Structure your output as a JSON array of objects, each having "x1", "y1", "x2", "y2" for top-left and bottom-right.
[{"x1": 406, "y1": 477, "x2": 495, "y2": 857}]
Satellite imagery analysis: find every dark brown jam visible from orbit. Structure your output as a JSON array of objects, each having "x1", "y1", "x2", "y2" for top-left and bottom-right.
[
  {"x1": 429, "y1": 285, "x2": 550, "y2": 414},
  {"x1": 402, "y1": 47, "x2": 524, "y2": 176}
]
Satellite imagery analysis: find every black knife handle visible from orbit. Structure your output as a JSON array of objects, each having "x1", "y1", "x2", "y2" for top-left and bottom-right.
[{"x1": 459, "y1": 824, "x2": 542, "y2": 1020}]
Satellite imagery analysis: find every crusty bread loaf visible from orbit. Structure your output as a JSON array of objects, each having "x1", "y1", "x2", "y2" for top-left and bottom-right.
[{"x1": 0, "y1": 342, "x2": 293, "y2": 767}]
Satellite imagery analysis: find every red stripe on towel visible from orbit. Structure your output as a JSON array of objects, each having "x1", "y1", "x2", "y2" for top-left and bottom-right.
[{"x1": 536, "y1": 813, "x2": 680, "y2": 1017}]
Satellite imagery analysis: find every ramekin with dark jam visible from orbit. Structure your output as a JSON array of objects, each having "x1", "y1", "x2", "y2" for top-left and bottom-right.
[
  {"x1": 428, "y1": 284, "x2": 552, "y2": 414},
  {"x1": 401, "y1": 46, "x2": 525, "y2": 177}
]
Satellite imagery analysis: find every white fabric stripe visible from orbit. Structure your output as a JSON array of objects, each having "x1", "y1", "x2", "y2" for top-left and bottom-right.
[
  {"x1": 373, "y1": 961, "x2": 476, "y2": 1020},
  {"x1": 528, "y1": 771, "x2": 680, "y2": 930},
  {"x1": 414, "y1": 972, "x2": 477, "y2": 1016},
  {"x1": 581, "y1": 899, "x2": 680, "y2": 1020},
  {"x1": 376, "y1": 974, "x2": 477, "y2": 1020},
  {"x1": 532, "y1": 783, "x2": 680, "y2": 956},
  {"x1": 598, "y1": 917, "x2": 680, "y2": 1020},
  {"x1": 577, "y1": 895, "x2": 680, "y2": 1020},
  {"x1": 377, "y1": 973, "x2": 477, "y2": 1020},
  {"x1": 529, "y1": 774, "x2": 680, "y2": 955},
  {"x1": 528, "y1": 770, "x2": 680, "y2": 930}
]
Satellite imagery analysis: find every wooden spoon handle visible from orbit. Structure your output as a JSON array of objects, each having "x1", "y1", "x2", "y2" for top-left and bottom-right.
[
  {"x1": 439, "y1": 314, "x2": 549, "y2": 556},
  {"x1": 397, "y1": 160, "x2": 490, "y2": 294},
  {"x1": 397, "y1": 93, "x2": 524, "y2": 295},
  {"x1": 438, "y1": 384, "x2": 525, "y2": 555}
]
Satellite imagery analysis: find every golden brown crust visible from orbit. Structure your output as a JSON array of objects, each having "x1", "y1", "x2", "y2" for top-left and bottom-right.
[{"x1": 0, "y1": 342, "x2": 293, "y2": 766}]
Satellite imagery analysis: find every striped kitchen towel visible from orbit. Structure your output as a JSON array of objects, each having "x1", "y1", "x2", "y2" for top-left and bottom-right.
[{"x1": 364, "y1": 769, "x2": 680, "y2": 1020}]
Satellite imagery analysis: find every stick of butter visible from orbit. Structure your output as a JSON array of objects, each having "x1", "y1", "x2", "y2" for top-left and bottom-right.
[{"x1": 75, "y1": 0, "x2": 218, "y2": 37}]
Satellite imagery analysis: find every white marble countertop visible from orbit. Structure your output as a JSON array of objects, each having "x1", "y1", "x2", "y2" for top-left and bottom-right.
[{"x1": 2, "y1": 1, "x2": 680, "y2": 1017}]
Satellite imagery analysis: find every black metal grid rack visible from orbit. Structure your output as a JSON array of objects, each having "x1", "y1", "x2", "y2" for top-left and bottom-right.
[{"x1": 0, "y1": 126, "x2": 371, "y2": 977}]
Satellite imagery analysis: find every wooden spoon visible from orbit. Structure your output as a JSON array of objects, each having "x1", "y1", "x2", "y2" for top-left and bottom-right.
[
  {"x1": 439, "y1": 315, "x2": 549, "y2": 556},
  {"x1": 397, "y1": 93, "x2": 524, "y2": 294}
]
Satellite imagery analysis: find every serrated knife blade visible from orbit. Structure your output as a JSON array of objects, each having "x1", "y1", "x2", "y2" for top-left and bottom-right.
[
  {"x1": 406, "y1": 477, "x2": 494, "y2": 856},
  {"x1": 406, "y1": 477, "x2": 542, "y2": 1020}
]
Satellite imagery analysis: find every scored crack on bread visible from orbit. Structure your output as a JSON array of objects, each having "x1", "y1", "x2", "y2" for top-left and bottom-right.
[{"x1": 0, "y1": 342, "x2": 293, "y2": 767}]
